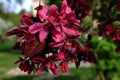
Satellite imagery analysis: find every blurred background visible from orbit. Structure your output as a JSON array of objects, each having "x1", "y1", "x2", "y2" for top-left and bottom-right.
[{"x1": 0, "y1": 0, "x2": 120, "y2": 80}]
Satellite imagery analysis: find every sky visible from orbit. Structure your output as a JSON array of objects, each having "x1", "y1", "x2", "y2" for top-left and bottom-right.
[{"x1": 0, "y1": 0, "x2": 32, "y2": 13}]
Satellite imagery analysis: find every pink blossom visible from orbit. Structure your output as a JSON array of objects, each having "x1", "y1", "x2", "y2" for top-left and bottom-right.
[{"x1": 20, "y1": 13, "x2": 32, "y2": 25}]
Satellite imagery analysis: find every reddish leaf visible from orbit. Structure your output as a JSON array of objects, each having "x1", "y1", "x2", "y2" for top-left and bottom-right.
[
  {"x1": 3, "y1": 25, "x2": 28, "y2": 38},
  {"x1": 24, "y1": 39, "x2": 46, "y2": 58}
]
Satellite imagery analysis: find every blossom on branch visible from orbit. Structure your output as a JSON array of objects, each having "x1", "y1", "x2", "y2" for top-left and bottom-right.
[{"x1": 4, "y1": 0, "x2": 97, "y2": 76}]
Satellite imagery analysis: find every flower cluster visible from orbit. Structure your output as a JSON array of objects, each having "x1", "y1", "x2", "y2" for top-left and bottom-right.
[
  {"x1": 5, "y1": 0, "x2": 96, "y2": 75},
  {"x1": 98, "y1": 23, "x2": 120, "y2": 53},
  {"x1": 97, "y1": 0, "x2": 120, "y2": 53},
  {"x1": 66, "y1": 0, "x2": 91, "y2": 20}
]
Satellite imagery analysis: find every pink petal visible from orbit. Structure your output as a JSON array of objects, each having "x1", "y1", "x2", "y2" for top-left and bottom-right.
[
  {"x1": 61, "y1": 0, "x2": 71, "y2": 14},
  {"x1": 49, "y1": 62, "x2": 59, "y2": 76},
  {"x1": 48, "y1": 4, "x2": 58, "y2": 17},
  {"x1": 52, "y1": 30, "x2": 66, "y2": 42},
  {"x1": 61, "y1": 61, "x2": 69, "y2": 73},
  {"x1": 65, "y1": 12, "x2": 80, "y2": 25},
  {"x1": 62, "y1": 25, "x2": 78, "y2": 36},
  {"x1": 68, "y1": 33, "x2": 81, "y2": 39},
  {"x1": 37, "y1": 6, "x2": 48, "y2": 21},
  {"x1": 65, "y1": 12, "x2": 75, "y2": 21},
  {"x1": 39, "y1": 26, "x2": 49, "y2": 43},
  {"x1": 48, "y1": 16, "x2": 57, "y2": 27},
  {"x1": 28, "y1": 22, "x2": 43, "y2": 34},
  {"x1": 57, "y1": 47, "x2": 66, "y2": 60},
  {"x1": 49, "y1": 41, "x2": 64, "y2": 48},
  {"x1": 37, "y1": 64, "x2": 47, "y2": 74},
  {"x1": 31, "y1": 56, "x2": 46, "y2": 63}
]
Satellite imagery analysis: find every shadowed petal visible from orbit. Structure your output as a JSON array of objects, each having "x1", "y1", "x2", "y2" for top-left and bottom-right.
[
  {"x1": 52, "y1": 31, "x2": 66, "y2": 42},
  {"x1": 49, "y1": 41, "x2": 64, "y2": 48},
  {"x1": 24, "y1": 39, "x2": 46, "y2": 58},
  {"x1": 31, "y1": 56, "x2": 46, "y2": 63},
  {"x1": 3, "y1": 25, "x2": 27, "y2": 38},
  {"x1": 28, "y1": 22, "x2": 44, "y2": 34},
  {"x1": 62, "y1": 25, "x2": 78, "y2": 36}
]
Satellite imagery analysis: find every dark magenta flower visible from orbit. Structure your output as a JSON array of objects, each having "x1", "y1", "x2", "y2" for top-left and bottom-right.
[
  {"x1": 20, "y1": 13, "x2": 32, "y2": 25},
  {"x1": 50, "y1": 0, "x2": 80, "y2": 37},
  {"x1": 85, "y1": 51, "x2": 97, "y2": 63},
  {"x1": 32, "y1": 56, "x2": 59, "y2": 76},
  {"x1": 67, "y1": 0, "x2": 91, "y2": 20},
  {"x1": 4, "y1": 25, "x2": 46, "y2": 58},
  {"x1": 113, "y1": 32, "x2": 120, "y2": 41},
  {"x1": 105, "y1": 24, "x2": 116, "y2": 36},
  {"x1": 4, "y1": 25, "x2": 36, "y2": 43},
  {"x1": 98, "y1": 24, "x2": 116, "y2": 36},
  {"x1": 37, "y1": 61, "x2": 59, "y2": 76},
  {"x1": 15, "y1": 57, "x2": 33, "y2": 74}
]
